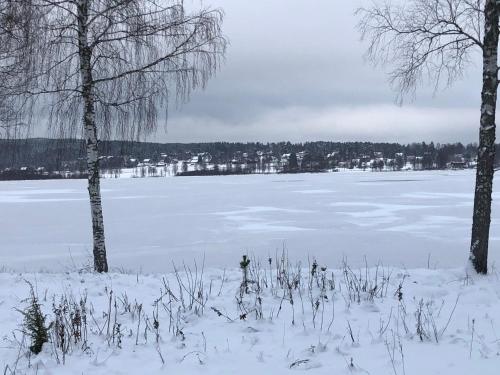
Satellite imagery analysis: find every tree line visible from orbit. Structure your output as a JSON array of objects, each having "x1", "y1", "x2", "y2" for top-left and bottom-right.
[{"x1": 0, "y1": 138, "x2": 487, "y2": 171}]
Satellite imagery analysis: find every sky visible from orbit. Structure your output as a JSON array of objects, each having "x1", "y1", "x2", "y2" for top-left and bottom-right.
[
  {"x1": 22, "y1": 1, "x2": 482, "y2": 144},
  {"x1": 149, "y1": 0, "x2": 484, "y2": 144}
]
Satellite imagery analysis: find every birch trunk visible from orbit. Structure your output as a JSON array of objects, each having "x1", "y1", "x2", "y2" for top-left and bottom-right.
[
  {"x1": 470, "y1": 0, "x2": 499, "y2": 274},
  {"x1": 78, "y1": 0, "x2": 108, "y2": 273}
]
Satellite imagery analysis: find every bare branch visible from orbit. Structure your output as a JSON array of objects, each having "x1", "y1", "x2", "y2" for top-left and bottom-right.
[
  {"x1": 0, "y1": 0, "x2": 227, "y2": 140},
  {"x1": 357, "y1": 0, "x2": 484, "y2": 101}
]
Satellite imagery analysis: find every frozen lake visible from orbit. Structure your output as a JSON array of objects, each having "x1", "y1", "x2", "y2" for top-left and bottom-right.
[{"x1": 1, "y1": 170, "x2": 498, "y2": 272}]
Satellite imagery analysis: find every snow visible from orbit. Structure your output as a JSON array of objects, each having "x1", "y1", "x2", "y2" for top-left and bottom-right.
[
  {"x1": 2, "y1": 170, "x2": 500, "y2": 373},
  {"x1": 0, "y1": 170, "x2": 498, "y2": 272},
  {"x1": 2, "y1": 263, "x2": 500, "y2": 374}
]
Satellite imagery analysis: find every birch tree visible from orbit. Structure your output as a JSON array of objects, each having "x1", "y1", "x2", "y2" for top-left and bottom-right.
[
  {"x1": 357, "y1": 0, "x2": 497, "y2": 274},
  {"x1": 1, "y1": 0, "x2": 226, "y2": 272}
]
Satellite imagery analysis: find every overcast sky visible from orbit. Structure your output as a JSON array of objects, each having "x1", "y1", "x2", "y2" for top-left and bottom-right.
[{"x1": 155, "y1": 0, "x2": 483, "y2": 144}]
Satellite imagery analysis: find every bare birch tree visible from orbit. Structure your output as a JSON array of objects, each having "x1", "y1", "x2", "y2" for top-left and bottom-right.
[
  {"x1": 357, "y1": 0, "x2": 497, "y2": 274},
  {"x1": 1, "y1": 0, "x2": 226, "y2": 272}
]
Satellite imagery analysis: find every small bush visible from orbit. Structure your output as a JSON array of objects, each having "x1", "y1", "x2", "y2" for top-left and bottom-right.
[{"x1": 19, "y1": 282, "x2": 49, "y2": 355}]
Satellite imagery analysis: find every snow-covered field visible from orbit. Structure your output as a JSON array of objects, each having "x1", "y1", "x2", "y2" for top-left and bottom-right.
[
  {"x1": 2, "y1": 170, "x2": 500, "y2": 374},
  {"x1": 2, "y1": 262, "x2": 500, "y2": 374},
  {"x1": 0, "y1": 170, "x2": 498, "y2": 272}
]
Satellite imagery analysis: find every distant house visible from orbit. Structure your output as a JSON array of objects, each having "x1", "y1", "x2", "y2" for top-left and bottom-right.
[
  {"x1": 450, "y1": 161, "x2": 466, "y2": 169},
  {"x1": 450, "y1": 154, "x2": 467, "y2": 169},
  {"x1": 351, "y1": 158, "x2": 361, "y2": 168},
  {"x1": 199, "y1": 152, "x2": 212, "y2": 163},
  {"x1": 190, "y1": 152, "x2": 212, "y2": 164},
  {"x1": 127, "y1": 158, "x2": 139, "y2": 168},
  {"x1": 281, "y1": 153, "x2": 292, "y2": 159},
  {"x1": 415, "y1": 156, "x2": 424, "y2": 170},
  {"x1": 298, "y1": 151, "x2": 308, "y2": 160},
  {"x1": 404, "y1": 155, "x2": 422, "y2": 170},
  {"x1": 370, "y1": 158, "x2": 385, "y2": 170}
]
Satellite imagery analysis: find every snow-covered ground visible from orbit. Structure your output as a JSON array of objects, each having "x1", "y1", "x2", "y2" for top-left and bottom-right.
[
  {"x1": 2, "y1": 261, "x2": 500, "y2": 374},
  {"x1": 2, "y1": 170, "x2": 500, "y2": 374},
  {"x1": 0, "y1": 170, "x2": 497, "y2": 272}
]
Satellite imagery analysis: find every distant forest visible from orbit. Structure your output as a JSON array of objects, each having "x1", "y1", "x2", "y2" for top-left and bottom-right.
[
  {"x1": 0, "y1": 138, "x2": 487, "y2": 170},
  {"x1": 0, "y1": 137, "x2": 490, "y2": 177},
  {"x1": 0, "y1": 137, "x2": 492, "y2": 180}
]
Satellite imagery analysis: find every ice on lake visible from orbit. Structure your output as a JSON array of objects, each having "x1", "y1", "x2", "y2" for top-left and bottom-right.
[{"x1": 0, "y1": 170, "x2": 498, "y2": 272}]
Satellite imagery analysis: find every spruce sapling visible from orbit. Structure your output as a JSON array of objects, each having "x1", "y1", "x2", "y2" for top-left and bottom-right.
[
  {"x1": 19, "y1": 283, "x2": 49, "y2": 355},
  {"x1": 240, "y1": 255, "x2": 251, "y2": 294}
]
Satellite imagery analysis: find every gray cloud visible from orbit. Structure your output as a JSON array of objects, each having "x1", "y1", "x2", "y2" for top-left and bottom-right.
[
  {"x1": 150, "y1": 0, "x2": 484, "y2": 143},
  {"x1": 159, "y1": 105, "x2": 478, "y2": 144}
]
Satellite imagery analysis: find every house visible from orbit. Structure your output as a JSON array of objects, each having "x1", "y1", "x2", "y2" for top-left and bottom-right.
[
  {"x1": 450, "y1": 154, "x2": 466, "y2": 169},
  {"x1": 199, "y1": 152, "x2": 212, "y2": 163},
  {"x1": 281, "y1": 153, "x2": 291, "y2": 161},
  {"x1": 190, "y1": 152, "x2": 212, "y2": 164},
  {"x1": 450, "y1": 161, "x2": 466, "y2": 169},
  {"x1": 127, "y1": 158, "x2": 139, "y2": 168},
  {"x1": 298, "y1": 151, "x2": 308, "y2": 161},
  {"x1": 415, "y1": 156, "x2": 424, "y2": 170}
]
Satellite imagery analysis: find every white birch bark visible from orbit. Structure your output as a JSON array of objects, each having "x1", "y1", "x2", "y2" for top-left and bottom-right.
[
  {"x1": 469, "y1": 0, "x2": 499, "y2": 274},
  {"x1": 78, "y1": 0, "x2": 108, "y2": 273}
]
